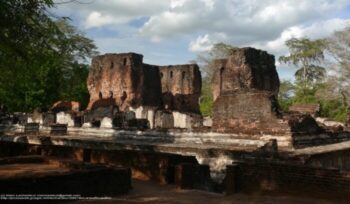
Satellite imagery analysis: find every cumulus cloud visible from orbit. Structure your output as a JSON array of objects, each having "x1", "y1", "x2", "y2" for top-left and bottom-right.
[
  {"x1": 140, "y1": 0, "x2": 349, "y2": 42},
  {"x1": 54, "y1": 0, "x2": 350, "y2": 79},
  {"x1": 252, "y1": 18, "x2": 350, "y2": 57},
  {"x1": 189, "y1": 34, "x2": 213, "y2": 52},
  {"x1": 84, "y1": 11, "x2": 130, "y2": 28}
]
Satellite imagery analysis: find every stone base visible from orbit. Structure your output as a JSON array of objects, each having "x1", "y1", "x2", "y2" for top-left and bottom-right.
[
  {"x1": 56, "y1": 112, "x2": 75, "y2": 127},
  {"x1": 155, "y1": 110, "x2": 202, "y2": 129},
  {"x1": 212, "y1": 91, "x2": 285, "y2": 134}
]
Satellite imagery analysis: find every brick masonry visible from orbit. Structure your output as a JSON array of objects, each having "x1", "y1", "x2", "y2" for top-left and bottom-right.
[{"x1": 87, "y1": 53, "x2": 201, "y2": 114}]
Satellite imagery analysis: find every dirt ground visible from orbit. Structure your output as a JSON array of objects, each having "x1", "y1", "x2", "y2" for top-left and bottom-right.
[{"x1": 73, "y1": 179, "x2": 341, "y2": 204}]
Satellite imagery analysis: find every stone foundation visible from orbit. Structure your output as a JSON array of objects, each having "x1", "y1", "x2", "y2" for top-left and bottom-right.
[{"x1": 212, "y1": 91, "x2": 285, "y2": 134}]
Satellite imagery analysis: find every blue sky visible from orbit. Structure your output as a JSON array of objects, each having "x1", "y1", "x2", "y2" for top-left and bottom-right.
[{"x1": 53, "y1": 0, "x2": 350, "y2": 80}]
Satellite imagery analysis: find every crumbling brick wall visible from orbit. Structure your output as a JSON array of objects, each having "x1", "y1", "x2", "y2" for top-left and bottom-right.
[
  {"x1": 86, "y1": 53, "x2": 162, "y2": 112},
  {"x1": 212, "y1": 48, "x2": 282, "y2": 133},
  {"x1": 211, "y1": 48, "x2": 279, "y2": 102},
  {"x1": 212, "y1": 91, "x2": 287, "y2": 134},
  {"x1": 87, "y1": 53, "x2": 201, "y2": 115},
  {"x1": 159, "y1": 64, "x2": 201, "y2": 113}
]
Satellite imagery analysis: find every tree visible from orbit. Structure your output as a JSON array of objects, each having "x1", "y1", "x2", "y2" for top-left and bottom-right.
[
  {"x1": 196, "y1": 43, "x2": 237, "y2": 116},
  {"x1": 323, "y1": 25, "x2": 350, "y2": 116},
  {"x1": 197, "y1": 42, "x2": 237, "y2": 79},
  {"x1": 0, "y1": 0, "x2": 97, "y2": 112},
  {"x1": 278, "y1": 80, "x2": 294, "y2": 112},
  {"x1": 279, "y1": 38, "x2": 327, "y2": 87}
]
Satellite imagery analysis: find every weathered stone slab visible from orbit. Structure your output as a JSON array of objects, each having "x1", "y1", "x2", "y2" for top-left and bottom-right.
[
  {"x1": 129, "y1": 106, "x2": 157, "y2": 129},
  {"x1": 155, "y1": 111, "x2": 174, "y2": 129},
  {"x1": 56, "y1": 112, "x2": 74, "y2": 127},
  {"x1": 172, "y1": 111, "x2": 202, "y2": 129},
  {"x1": 203, "y1": 116, "x2": 213, "y2": 127},
  {"x1": 100, "y1": 117, "x2": 113, "y2": 128}
]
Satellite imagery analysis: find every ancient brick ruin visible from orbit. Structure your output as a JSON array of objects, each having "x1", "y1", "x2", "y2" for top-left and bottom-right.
[
  {"x1": 212, "y1": 48, "x2": 283, "y2": 133},
  {"x1": 159, "y1": 64, "x2": 201, "y2": 113},
  {"x1": 85, "y1": 52, "x2": 202, "y2": 129},
  {"x1": 2, "y1": 48, "x2": 350, "y2": 201},
  {"x1": 87, "y1": 53, "x2": 163, "y2": 112},
  {"x1": 211, "y1": 48, "x2": 279, "y2": 102}
]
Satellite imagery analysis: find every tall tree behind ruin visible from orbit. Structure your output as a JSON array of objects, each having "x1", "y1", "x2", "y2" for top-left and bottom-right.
[
  {"x1": 318, "y1": 26, "x2": 350, "y2": 116},
  {"x1": 0, "y1": 0, "x2": 97, "y2": 112},
  {"x1": 196, "y1": 43, "x2": 237, "y2": 116},
  {"x1": 279, "y1": 38, "x2": 327, "y2": 88}
]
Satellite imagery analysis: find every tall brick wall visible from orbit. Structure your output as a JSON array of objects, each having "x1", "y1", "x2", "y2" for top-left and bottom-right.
[
  {"x1": 87, "y1": 53, "x2": 155, "y2": 111},
  {"x1": 211, "y1": 48, "x2": 279, "y2": 102},
  {"x1": 86, "y1": 53, "x2": 201, "y2": 114},
  {"x1": 212, "y1": 48, "x2": 282, "y2": 134},
  {"x1": 159, "y1": 64, "x2": 201, "y2": 113}
]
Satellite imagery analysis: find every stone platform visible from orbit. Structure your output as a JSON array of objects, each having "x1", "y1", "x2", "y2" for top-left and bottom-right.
[
  {"x1": 2, "y1": 124, "x2": 350, "y2": 174},
  {"x1": 2, "y1": 125, "x2": 350, "y2": 198}
]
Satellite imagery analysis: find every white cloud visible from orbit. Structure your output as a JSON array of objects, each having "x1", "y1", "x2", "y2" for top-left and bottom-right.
[
  {"x1": 140, "y1": 0, "x2": 349, "y2": 42},
  {"x1": 54, "y1": 0, "x2": 350, "y2": 79},
  {"x1": 171, "y1": 0, "x2": 187, "y2": 8},
  {"x1": 189, "y1": 34, "x2": 213, "y2": 52},
  {"x1": 84, "y1": 11, "x2": 130, "y2": 28},
  {"x1": 252, "y1": 18, "x2": 350, "y2": 57}
]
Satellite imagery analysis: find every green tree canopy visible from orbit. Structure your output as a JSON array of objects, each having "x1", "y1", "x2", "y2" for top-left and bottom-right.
[
  {"x1": 279, "y1": 38, "x2": 327, "y2": 86},
  {"x1": 0, "y1": 0, "x2": 98, "y2": 112}
]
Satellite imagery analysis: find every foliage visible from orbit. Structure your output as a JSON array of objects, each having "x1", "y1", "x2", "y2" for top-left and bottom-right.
[
  {"x1": 279, "y1": 38, "x2": 327, "y2": 86},
  {"x1": 278, "y1": 80, "x2": 294, "y2": 112},
  {"x1": 324, "y1": 25, "x2": 350, "y2": 112},
  {"x1": 0, "y1": 0, "x2": 97, "y2": 112},
  {"x1": 197, "y1": 43, "x2": 236, "y2": 116},
  {"x1": 199, "y1": 79, "x2": 213, "y2": 116},
  {"x1": 197, "y1": 43, "x2": 237, "y2": 79},
  {"x1": 319, "y1": 100, "x2": 348, "y2": 122}
]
